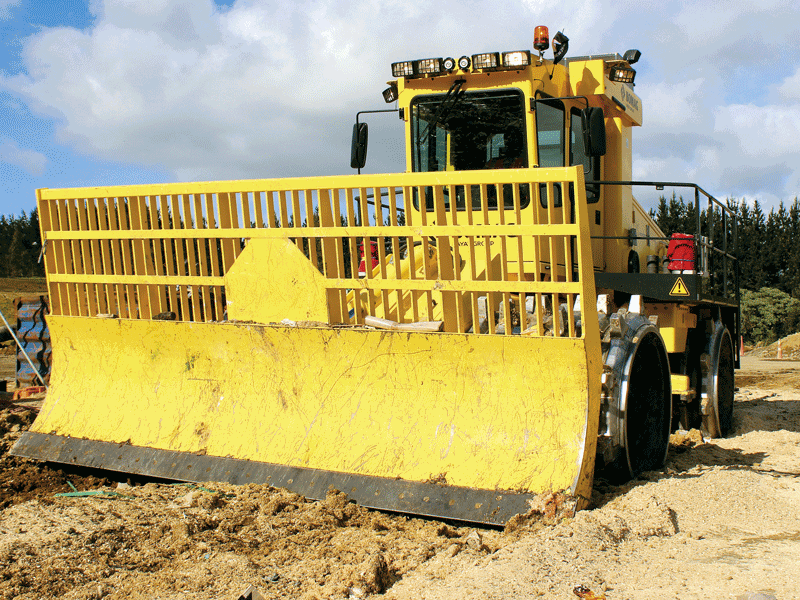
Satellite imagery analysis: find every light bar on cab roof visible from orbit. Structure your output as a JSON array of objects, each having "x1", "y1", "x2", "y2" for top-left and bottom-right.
[
  {"x1": 502, "y1": 50, "x2": 531, "y2": 68},
  {"x1": 472, "y1": 52, "x2": 499, "y2": 70},
  {"x1": 392, "y1": 49, "x2": 533, "y2": 78}
]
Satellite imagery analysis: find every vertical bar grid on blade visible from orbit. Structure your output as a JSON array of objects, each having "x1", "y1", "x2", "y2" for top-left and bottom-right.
[{"x1": 37, "y1": 168, "x2": 593, "y2": 338}]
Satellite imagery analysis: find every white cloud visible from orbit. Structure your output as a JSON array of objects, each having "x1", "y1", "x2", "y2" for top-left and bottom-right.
[
  {"x1": 0, "y1": 138, "x2": 46, "y2": 175},
  {"x1": 778, "y1": 67, "x2": 800, "y2": 100},
  {"x1": 638, "y1": 78, "x2": 706, "y2": 130},
  {"x1": 715, "y1": 104, "x2": 800, "y2": 157},
  {"x1": 3, "y1": 0, "x2": 611, "y2": 181},
  {"x1": 1, "y1": 0, "x2": 800, "y2": 210},
  {"x1": 0, "y1": 0, "x2": 20, "y2": 20}
]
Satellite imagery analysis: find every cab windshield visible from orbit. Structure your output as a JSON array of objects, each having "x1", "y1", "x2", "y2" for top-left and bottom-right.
[{"x1": 410, "y1": 89, "x2": 528, "y2": 210}]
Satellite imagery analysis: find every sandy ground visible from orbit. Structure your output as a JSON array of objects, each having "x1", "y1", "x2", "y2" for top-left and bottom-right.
[{"x1": 1, "y1": 354, "x2": 798, "y2": 600}]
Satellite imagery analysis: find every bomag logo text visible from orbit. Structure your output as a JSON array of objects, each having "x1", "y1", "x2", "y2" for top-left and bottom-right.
[{"x1": 623, "y1": 88, "x2": 640, "y2": 112}]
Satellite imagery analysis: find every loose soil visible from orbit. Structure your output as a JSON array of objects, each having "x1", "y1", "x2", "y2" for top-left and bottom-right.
[{"x1": 1, "y1": 354, "x2": 798, "y2": 600}]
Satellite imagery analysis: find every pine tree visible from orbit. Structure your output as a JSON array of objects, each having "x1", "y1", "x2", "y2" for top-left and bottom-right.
[{"x1": 5, "y1": 228, "x2": 27, "y2": 277}]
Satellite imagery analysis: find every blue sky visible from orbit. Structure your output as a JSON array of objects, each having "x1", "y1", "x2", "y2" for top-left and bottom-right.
[{"x1": 1, "y1": 0, "x2": 799, "y2": 219}]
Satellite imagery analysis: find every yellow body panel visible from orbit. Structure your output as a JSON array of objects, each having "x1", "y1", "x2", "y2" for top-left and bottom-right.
[
  {"x1": 36, "y1": 315, "x2": 599, "y2": 497},
  {"x1": 225, "y1": 238, "x2": 329, "y2": 323},
  {"x1": 648, "y1": 304, "x2": 698, "y2": 353},
  {"x1": 670, "y1": 374, "x2": 691, "y2": 395},
  {"x1": 568, "y1": 59, "x2": 642, "y2": 126}
]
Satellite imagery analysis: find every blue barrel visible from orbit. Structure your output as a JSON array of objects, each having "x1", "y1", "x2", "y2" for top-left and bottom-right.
[{"x1": 14, "y1": 295, "x2": 51, "y2": 388}]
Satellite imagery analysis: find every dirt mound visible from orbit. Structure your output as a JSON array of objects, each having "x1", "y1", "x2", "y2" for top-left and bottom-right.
[
  {"x1": 0, "y1": 408, "x2": 112, "y2": 510},
  {"x1": 748, "y1": 332, "x2": 800, "y2": 360},
  {"x1": 0, "y1": 483, "x2": 496, "y2": 600}
]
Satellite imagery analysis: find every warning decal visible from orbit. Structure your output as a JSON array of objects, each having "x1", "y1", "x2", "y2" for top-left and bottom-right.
[{"x1": 670, "y1": 277, "x2": 690, "y2": 297}]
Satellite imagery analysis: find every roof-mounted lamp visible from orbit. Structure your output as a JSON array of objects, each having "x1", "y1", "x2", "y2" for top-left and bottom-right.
[
  {"x1": 382, "y1": 81, "x2": 398, "y2": 103},
  {"x1": 534, "y1": 25, "x2": 549, "y2": 53},
  {"x1": 623, "y1": 49, "x2": 641, "y2": 64},
  {"x1": 609, "y1": 66, "x2": 636, "y2": 85}
]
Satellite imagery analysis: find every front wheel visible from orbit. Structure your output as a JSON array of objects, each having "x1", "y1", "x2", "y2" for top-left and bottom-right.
[{"x1": 600, "y1": 312, "x2": 672, "y2": 480}]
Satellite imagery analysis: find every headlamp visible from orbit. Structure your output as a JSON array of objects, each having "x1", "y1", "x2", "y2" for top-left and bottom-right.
[
  {"x1": 416, "y1": 58, "x2": 444, "y2": 75},
  {"x1": 382, "y1": 82, "x2": 398, "y2": 103}
]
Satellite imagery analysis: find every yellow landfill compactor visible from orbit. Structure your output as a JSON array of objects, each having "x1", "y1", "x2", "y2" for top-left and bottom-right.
[{"x1": 13, "y1": 27, "x2": 739, "y2": 525}]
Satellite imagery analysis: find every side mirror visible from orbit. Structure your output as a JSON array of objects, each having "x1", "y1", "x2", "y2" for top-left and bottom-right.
[
  {"x1": 581, "y1": 107, "x2": 606, "y2": 157},
  {"x1": 350, "y1": 123, "x2": 368, "y2": 169}
]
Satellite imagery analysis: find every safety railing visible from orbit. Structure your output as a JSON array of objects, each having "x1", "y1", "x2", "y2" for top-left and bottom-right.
[
  {"x1": 37, "y1": 167, "x2": 596, "y2": 337},
  {"x1": 588, "y1": 180, "x2": 739, "y2": 305}
]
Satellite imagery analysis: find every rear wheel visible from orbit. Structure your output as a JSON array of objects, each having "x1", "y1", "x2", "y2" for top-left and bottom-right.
[{"x1": 701, "y1": 325, "x2": 735, "y2": 438}]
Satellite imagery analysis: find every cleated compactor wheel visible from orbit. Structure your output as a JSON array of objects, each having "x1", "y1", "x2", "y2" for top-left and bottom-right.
[
  {"x1": 700, "y1": 323, "x2": 735, "y2": 438},
  {"x1": 597, "y1": 307, "x2": 672, "y2": 479}
]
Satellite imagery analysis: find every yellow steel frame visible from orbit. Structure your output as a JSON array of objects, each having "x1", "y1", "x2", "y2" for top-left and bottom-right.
[{"x1": 38, "y1": 167, "x2": 595, "y2": 338}]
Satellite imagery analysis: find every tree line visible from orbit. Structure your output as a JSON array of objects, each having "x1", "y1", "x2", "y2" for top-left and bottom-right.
[{"x1": 0, "y1": 210, "x2": 44, "y2": 278}]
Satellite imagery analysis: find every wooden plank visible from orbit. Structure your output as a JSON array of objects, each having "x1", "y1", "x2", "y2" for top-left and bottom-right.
[
  {"x1": 115, "y1": 198, "x2": 138, "y2": 318},
  {"x1": 194, "y1": 194, "x2": 213, "y2": 322},
  {"x1": 37, "y1": 192, "x2": 64, "y2": 315}
]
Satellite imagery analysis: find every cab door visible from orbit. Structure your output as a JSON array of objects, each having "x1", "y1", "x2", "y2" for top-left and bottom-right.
[{"x1": 570, "y1": 108, "x2": 603, "y2": 270}]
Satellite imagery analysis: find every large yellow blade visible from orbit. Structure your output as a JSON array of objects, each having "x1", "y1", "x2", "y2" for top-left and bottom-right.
[{"x1": 16, "y1": 314, "x2": 599, "y2": 524}]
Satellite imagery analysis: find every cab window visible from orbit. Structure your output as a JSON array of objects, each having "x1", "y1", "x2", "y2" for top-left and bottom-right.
[
  {"x1": 535, "y1": 99, "x2": 565, "y2": 168},
  {"x1": 410, "y1": 89, "x2": 529, "y2": 210},
  {"x1": 570, "y1": 108, "x2": 600, "y2": 203}
]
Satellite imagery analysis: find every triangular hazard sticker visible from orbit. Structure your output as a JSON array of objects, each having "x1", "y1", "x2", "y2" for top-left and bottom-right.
[{"x1": 670, "y1": 277, "x2": 690, "y2": 296}]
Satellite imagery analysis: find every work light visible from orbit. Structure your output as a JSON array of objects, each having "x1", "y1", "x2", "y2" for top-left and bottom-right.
[
  {"x1": 382, "y1": 82, "x2": 398, "y2": 103},
  {"x1": 443, "y1": 57, "x2": 456, "y2": 72},
  {"x1": 392, "y1": 61, "x2": 414, "y2": 77},
  {"x1": 502, "y1": 50, "x2": 531, "y2": 68},
  {"x1": 457, "y1": 55, "x2": 471, "y2": 70},
  {"x1": 472, "y1": 52, "x2": 499, "y2": 70},
  {"x1": 609, "y1": 66, "x2": 636, "y2": 84},
  {"x1": 417, "y1": 58, "x2": 444, "y2": 75}
]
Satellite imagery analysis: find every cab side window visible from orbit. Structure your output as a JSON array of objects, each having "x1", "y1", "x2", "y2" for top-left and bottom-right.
[
  {"x1": 570, "y1": 109, "x2": 601, "y2": 203},
  {"x1": 535, "y1": 100, "x2": 565, "y2": 168}
]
